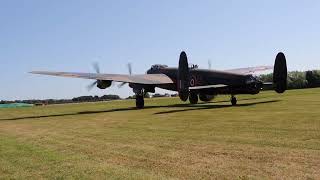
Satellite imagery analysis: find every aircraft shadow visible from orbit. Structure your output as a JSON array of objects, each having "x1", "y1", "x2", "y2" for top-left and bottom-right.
[
  {"x1": 154, "y1": 100, "x2": 279, "y2": 115},
  {"x1": 198, "y1": 96, "x2": 274, "y2": 104},
  {"x1": 0, "y1": 99, "x2": 280, "y2": 121}
]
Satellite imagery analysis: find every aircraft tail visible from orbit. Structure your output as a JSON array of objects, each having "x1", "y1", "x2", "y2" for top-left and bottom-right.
[
  {"x1": 273, "y1": 52, "x2": 287, "y2": 93},
  {"x1": 177, "y1": 51, "x2": 190, "y2": 101}
]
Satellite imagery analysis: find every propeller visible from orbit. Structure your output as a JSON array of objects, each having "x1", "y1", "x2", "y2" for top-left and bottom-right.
[
  {"x1": 208, "y1": 59, "x2": 212, "y2": 69},
  {"x1": 93, "y1": 62, "x2": 100, "y2": 74},
  {"x1": 127, "y1": 63, "x2": 132, "y2": 75},
  {"x1": 87, "y1": 81, "x2": 98, "y2": 91},
  {"x1": 87, "y1": 62, "x2": 101, "y2": 91},
  {"x1": 118, "y1": 63, "x2": 132, "y2": 88}
]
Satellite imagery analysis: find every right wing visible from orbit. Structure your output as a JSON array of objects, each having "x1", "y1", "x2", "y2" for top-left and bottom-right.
[
  {"x1": 224, "y1": 65, "x2": 273, "y2": 75},
  {"x1": 30, "y1": 71, "x2": 174, "y2": 85}
]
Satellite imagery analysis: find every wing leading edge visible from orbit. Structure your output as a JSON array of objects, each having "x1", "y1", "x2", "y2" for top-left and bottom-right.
[{"x1": 30, "y1": 71, "x2": 174, "y2": 85}]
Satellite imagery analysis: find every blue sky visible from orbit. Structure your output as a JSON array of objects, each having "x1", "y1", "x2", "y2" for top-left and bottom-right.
[{"x1": 1, "y1": 0, "x2": 319, "y2": 100}]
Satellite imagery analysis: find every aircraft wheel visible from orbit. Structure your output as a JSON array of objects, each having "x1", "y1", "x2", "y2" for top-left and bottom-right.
[
  {"x1": 231, "y1": 96, "x2": 237, "y2": 106},
  {"x1": 136, "y1": 95, "x2": 144, "y2": 109},
  {"x1": 189, "y1": 93, "x2": 198, "y2": 104}
]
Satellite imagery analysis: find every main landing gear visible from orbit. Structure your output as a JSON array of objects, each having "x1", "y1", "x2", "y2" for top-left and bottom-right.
[
  {"x1": 136, "y1": 95, "x2": 144, "y2": 109},
  {"x1": 231, "y1": 95, "x2": 237, "y2": 106},
  {"x1": 134, "y1": 89, "x2": 144, "y2": 109},
  {"x1": 189, "y1": 92, "x2": 198, "y2": 104}
]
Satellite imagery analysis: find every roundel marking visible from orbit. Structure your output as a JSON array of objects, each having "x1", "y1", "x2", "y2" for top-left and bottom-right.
[{"x1": 190, "y1": 76, "x2": 196, "y2": 87}]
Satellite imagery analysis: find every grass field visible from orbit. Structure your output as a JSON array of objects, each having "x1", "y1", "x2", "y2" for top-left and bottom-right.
[{"x1": 0, "y1": 88, "x2": 319, "y2": 179}]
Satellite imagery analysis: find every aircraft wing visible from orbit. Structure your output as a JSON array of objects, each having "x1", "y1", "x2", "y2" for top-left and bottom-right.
[
  {"x1": 223, "y1": 65, "x2": 273, "y2": 75},
  {"x1": 30, "y1": 71, "x2": 174, "y2": 85}
]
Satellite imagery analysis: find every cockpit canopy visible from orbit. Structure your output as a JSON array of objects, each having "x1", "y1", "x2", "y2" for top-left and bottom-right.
[
  {"x1": 150, "y1": 64, "x2": 168, "y2": 70},
  {"x1": 189, "y1": 64, "x2": 199, "y2": 69}
]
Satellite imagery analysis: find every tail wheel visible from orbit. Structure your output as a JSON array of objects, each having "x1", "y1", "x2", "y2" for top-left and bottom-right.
[
  {"x1": 231, "y1": 96, "x2": 237, "y2": 106},
  {"x1": 189, "y1": 93, "x2": 199, "y2": 104},
  {"x1": 136, "y1": 95, "x2": 144, "y2": 109}
]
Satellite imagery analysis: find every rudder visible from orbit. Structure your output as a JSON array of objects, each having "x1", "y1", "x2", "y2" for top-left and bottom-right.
[
  {"x1": 177, "y1": 51, "x2": 190, "y2": 101},
  {"x1": 273, "y1": 52, "x2": 287, "y2": 93}
]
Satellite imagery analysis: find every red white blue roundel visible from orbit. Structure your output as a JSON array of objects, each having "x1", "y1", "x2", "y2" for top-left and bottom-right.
[{"x1": 190, "y1": 76, "x2": 196, "y2": 87}]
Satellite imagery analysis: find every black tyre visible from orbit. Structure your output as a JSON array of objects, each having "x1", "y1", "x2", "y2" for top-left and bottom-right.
[
  {"x1": 136, "y1": 95, "x2": 144, "y2": 109},
  {"x1": 231, "y1": 96, "x2": 237, "y2": 106},
  {"x1": 189, "y1": 93, "x2": 198, "y2": 104}
]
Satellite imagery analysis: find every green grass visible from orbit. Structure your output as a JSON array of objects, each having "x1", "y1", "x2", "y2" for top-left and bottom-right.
[{"x1": 0, "y1": 88, "x2": 320, "y2": 179}]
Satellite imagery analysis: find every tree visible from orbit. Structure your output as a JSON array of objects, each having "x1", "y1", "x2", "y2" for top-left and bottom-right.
[
  {"x1": 287, "y1": 71, "x2": 307, "y2": 89},
  {"x1": 306, "y1": 70, "x2": 320, "y2": 88},
  {"x1": 258, "y1": 70, "x2": 320, "y2": 90},
  {"x1": 100, "y1": 95, "x2": 121, "y2": 100}
]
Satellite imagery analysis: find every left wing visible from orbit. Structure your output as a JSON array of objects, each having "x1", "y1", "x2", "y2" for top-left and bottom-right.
[
  {"x1": 30, "y1": 71, "x2": 173, "y2": 85},
  {"x1": 223, "y1": 65, "x2": 273, "y2": 75}
]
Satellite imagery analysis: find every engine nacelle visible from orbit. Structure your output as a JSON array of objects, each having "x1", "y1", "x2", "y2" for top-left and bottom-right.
[
  {"x1": 97, "y1": 80, "x2": 112, "y2": 89},
  {"x1": 144, "y1": 86, "x2": 155, "y2": 93},
  {"x1": 199, "y1": 94, "x2": 215, "y2": 102}
]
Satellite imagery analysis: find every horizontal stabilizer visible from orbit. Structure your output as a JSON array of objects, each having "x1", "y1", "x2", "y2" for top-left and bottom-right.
[
  {"x1": 189, "y1": 84, "x2": 228, "y2": 90},
  {"x1": 263, "y1": 82, "x2": 273, "y2": 86}
]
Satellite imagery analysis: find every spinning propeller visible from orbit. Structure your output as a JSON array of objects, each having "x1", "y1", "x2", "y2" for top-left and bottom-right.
[
  {"x1": 87, "y1": 62, "x2": 101, "y2": 91},
  {"x1": 118, "y1": 63, "x2": 132, "y2": 88},
  {"x1": 208, "y1": 59, "x2": 212, "y2": 69}
]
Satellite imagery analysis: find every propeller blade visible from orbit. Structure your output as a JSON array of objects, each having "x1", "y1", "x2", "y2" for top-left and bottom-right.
[
  {"x1": 208, "y1": 59, "x2": 212, "y2": 69},
  {"x1": 127, "y1": 63, "x2": 132, "y2": 75},
  {"x1": 118, "y1": 63, "x2": 132, "y2": 88},
  {"x1": 87, "y1": 81, "x2": 97, "y2": 91},
  {"x1": 93, "y1": 62, "x2": 100, "y2": 74},
  {"x1": 118, "y1": 82, "x2": 127, "y2": 88}
]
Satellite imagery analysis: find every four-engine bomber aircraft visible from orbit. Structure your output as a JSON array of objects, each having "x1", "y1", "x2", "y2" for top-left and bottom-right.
[{"x1": 31, "y1": 51, "x2": 287, "y2": 109}]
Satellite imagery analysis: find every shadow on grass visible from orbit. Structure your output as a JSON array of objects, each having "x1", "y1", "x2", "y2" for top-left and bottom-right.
[
  {"x1": 0, "y1": 100, "x2": 280, "y2": 121},
  {"x1": 154, "y1": 100, "x2": 279, "y2": 114}
]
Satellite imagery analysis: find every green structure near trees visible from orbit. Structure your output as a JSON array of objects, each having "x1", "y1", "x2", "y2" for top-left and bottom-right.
[{"x1": 0, "y1": 103, "x2": 34, "y2": 108}]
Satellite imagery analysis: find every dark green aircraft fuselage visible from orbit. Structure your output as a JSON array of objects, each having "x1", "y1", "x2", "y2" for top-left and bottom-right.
[{"x1": 146, "y1": 67, "x2": 262, "y2": 96}]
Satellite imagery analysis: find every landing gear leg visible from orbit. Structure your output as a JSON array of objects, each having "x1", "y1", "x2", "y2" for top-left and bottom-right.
[
  {"x1": 134, "y1": 89, "x2": 144, "y2": 109},
  {"x1": 231, "y1": 95, "x2": 237, "y2": 106},
  {"x1": 136, "y1": 95, "x2": 144, "y2": 109},
  {"x1": 189, "y1": 92, "x2": 199, "y2": 104}
]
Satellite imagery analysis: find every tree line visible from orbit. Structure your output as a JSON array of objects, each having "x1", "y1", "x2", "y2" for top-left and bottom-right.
[
  {"x1": 259, "y1": 70, "x2": 320, "y2": 89},
  {"x1": 0, "y1": 94, "x2": 121, "y2": 105}
]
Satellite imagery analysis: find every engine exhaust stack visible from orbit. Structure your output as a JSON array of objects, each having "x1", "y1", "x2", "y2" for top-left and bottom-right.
[
  {"x1": 273, "y1": 52, "x2": 287, "y2": 93},
  {"x1": 177, "y1": 51, "x2": 190, "y2": 101}
]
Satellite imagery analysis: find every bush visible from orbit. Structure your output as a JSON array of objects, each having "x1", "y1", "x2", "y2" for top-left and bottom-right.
[{"x1": 259, "y1": 70, "x2": 320, "y2": 90}]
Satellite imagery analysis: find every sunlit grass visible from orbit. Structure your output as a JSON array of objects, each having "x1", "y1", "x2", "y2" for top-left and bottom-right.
[{"x1": 0, "y1": 88, "x2": 320, "y2": 179}]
